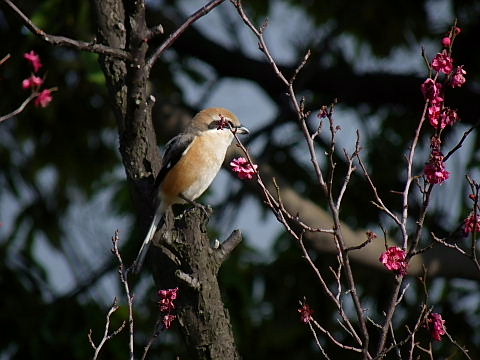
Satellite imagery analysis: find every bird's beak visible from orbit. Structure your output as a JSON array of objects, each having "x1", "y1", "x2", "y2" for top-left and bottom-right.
[{"x1": 235, "y1": 126, "x2": 250, "y2": 135}]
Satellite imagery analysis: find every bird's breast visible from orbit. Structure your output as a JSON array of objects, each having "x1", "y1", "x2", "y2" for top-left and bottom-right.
[{"x1": 161, "y1": 130, "x2": 234, "y2": 204}]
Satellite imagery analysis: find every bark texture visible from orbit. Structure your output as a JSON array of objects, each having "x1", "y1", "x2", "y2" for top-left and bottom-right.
[{"x1": 151, "y1": 208, "x2": 242, "y2": 360}]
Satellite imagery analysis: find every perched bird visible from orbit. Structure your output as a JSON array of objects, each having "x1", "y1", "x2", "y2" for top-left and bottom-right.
[{"x1": 132, "y1": 107, "x2": 249, "y2": 272}]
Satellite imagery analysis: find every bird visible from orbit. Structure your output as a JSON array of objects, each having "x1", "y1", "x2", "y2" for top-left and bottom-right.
[{"x1": 132, "y1": 107, "x2": 249, "y2": 272}]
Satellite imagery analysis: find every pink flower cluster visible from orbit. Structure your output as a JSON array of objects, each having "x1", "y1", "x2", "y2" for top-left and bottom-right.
[
  {"x1": 424, "y1": 149, "x2": 450, "y2": 185},
  {"x1": 431, "y1": 50, "x2": 454, "y2": 75},
  {"x1": 421, "y1": 26, "x2": 467, "y2": 184},
  {"x1": 422, "y1": 27, "x2": 465, "y2": 131},
  {"x1": 298, "y1": 303, "x2": 314, "y2": 324},
  {"x1": 451, "y1": 65, "x2": 466, "y2": 88},
  {"x1": 427, "y1": 313, "x2": 446, "y2": 341},
  {"x1": 379, "y1": 246, "x2": 408, "y2": 276},
  {"x1": 230, "y1": 157, "x2": 258, "y2": 180},
  {"x1": 158, "y1": 287, "x2": 179, "y2": 330},
  {"x1": 463, "y1": 214, "x2": 480, "y2": 235},
  {"x1": 23, "y1": 50, "x2": 53, "y2": 108}
]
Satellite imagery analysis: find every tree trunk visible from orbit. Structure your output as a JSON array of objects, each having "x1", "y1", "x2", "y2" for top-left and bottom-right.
[
  {"x1": 151, "y1": 208, "x2": 241, "y2": 360},
  {"x1": 92, "y1": 2, "x2": 241, "y2": 357}
]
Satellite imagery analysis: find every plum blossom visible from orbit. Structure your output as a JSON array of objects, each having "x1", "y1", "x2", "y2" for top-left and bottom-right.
[
  {"x1": 421, "y1": 79, "x2": 443, "y2": 101},
  {"x1": 298, "y1": 303, "x2": 314, "y2": 323},
  {"x1": 424, "y1": 150, "x2": 450, "y2": 184},
  {"x1": 427, "y1": 313, "x2": 446, "y2": 341},
  {"x1": 163, "y1": 314, "x2": 177, "y2": 330},
  {"x1": 22, "y1": 75, "x2": 44, "y2": 90},
  {"x1": 24, "y1": 50, "x2": 43, "y2": 73},
  {"x1": 379, "y1": 246, "x2": 408, "y2": 275},
  {"x1": 34, "y1": 89, "x2": 53, "y2": 108},
  {"x1": 451, "y1": 65, "x2": 466, "y2": 88},
  {"x1": 230, "y1": 157, "x2": 258, "y2": 180},
  {"x1": 158, "y1": 287, "x2": 179, "y2": 330},
  {"x1": 464, "y1": 214, "x2": 480, "y2": 235},
  {"x1": 432, "y1": 50, "x2": 454, "y2": 74},
  {"x1": 158, "y1": 287, "x2": 179, "y2": 312},
  {"x1": 440, "y1": 108, "x2": 459, "y2": 128},
  {"x1": 430, "y1": 107, "x2": 459, "y2": 129},
  {"x1": 318, "y1": 106, "x2": 329, "y2": 119},
  {"x1": 428, "y1": 101, "x2": 443, "y2": 128}
]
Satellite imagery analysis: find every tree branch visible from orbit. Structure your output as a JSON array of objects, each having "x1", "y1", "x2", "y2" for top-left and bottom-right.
[
  {"x1": 0, "y1": 93, "x2": 37, "y2": 124},
  {"x1": 145, "y1": 0, "x2": 226, "y2": 75},
  {"x1": 214, "y1": 229, "x2": 243, "y2": 265},
  {"x1": 1, "y1": 0, "x2": 132, "y2": 60}
]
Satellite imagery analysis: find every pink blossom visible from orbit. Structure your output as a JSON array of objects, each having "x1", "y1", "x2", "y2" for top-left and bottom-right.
[
  {"x1": 34, "y1": 89, "x2": 53, "y2": 108},
  {"x1": 22, "y1": 75, "x2": 44, "y2": 90},
  {"x1": 158, "y1": 287, "x2": 179, "y2": 313},
  {"x1": 431, "y1": 107, "x2": 459, "y2": 129},
  {"x1": 451, "y1": 65, "x2": 466, "y2": 88},
  {"x1": 318, "y1": 106, "x2": 329, "y2": 119},
  {"x1": 428, "y1": 102, "x2": 443, "y2": 128},
  {"x1": 432, "y1": 50, "x2": 454, "y2": 74},
  {"x1": 464, "y1": 214, "x2": 480, "y2": 235},
  {"x1": 421, "y1": 79, "x2": 443, "y2": 101},
  {"x1": 24, "y1": 50, "x2": 43, "y2": 73},
  {"x1": 162, "y1": 314, "x2": 177, "y2": 330},
  {"x1": 230, "y1": 157, "x2": 258, "y2": 180},
  {"x1": 379, "y1": 246, "x2": 408, "y2": 275},
  {"x1": 298, "y1": 303, "x2": 314, "y2": 323},
  {"x1": 440, "y1": 108, "x2": 459, "y2": 128},
  {"x1": 427, "y1": 313, "x2": 446, "y2": 341},
  {"x1": 442, "y1": 37, "x2": 451, "y2": 47},
  {"x1": 424, "y1": 150, "x2": 450, "y2": 184}
]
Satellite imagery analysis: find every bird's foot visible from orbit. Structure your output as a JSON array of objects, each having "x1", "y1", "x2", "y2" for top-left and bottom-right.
[{"x1": 180, "y1": 194, "x2": 212, "y2": 217}]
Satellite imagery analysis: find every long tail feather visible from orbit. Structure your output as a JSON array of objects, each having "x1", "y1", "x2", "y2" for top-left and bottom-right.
[{"x1": 131, "y1": 207, "x2": 164, "y2": 273}]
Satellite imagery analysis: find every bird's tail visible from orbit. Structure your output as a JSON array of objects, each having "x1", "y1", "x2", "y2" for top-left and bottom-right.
[{"x1": 131, "y1": 205, "x2": 165, "y2": 274}]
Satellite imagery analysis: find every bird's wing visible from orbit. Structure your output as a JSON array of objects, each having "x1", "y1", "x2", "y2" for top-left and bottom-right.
[{"x1": 154, "y1": 133, "x2": 196, "y2": 188}]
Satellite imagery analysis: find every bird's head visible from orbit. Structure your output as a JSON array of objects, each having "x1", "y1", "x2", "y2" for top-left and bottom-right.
[{"x1": 191, "y1": 107, "x2": 249, "y2": 135}]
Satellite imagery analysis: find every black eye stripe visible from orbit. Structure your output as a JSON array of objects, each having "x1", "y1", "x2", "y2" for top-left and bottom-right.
[{"x1": 208, "y1": 119, "x2": 235, "y2": 128}]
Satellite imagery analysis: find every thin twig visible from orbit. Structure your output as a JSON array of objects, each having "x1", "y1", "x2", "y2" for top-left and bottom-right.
[
  {"x1": 88, "y1": 297, "x2": 126, "y2": 360},
  {"x1": 0, "y1": 93, "x2": 37, "y2": 123},
  {"x1": 141, "y1": 315, "x2": 164, "y2": 360},
  {"x1": 308, "y1": 321, "x2": 332, "y2": 359},
  {"x1": 231, "y1": 129, "x2": 334, "y2": 235},
  {"x1": 0, "y1": 53, "x2": 11, "y2": 66},
  {"x1": 311, "y1": 319, "x2": 362, "y2": 353},
  {"x1": 401, "y1": 101, "x2": 429, "y2": 248},
  {"x1": 298, "y1": 235, "x2": 362, "y2": 346},
  {"x1": 111, "y1": 230, "x2": 135, "y2": 360},
  {"x1": 2, "y1": 0, "x2": 131, "y2": 60},
  {"x1": 146, "y1": 0, "x2": 226, "y2": 74},
  {"x1": 443, "y1": 123, "x2": 479, "y2": 162},
  {"x1": 357, "y1": 154, "x2": 401, "y2": 227},
  {"x1": 336, "y1": 132, "x2": 360, "y2": 209},
  {"x1": 446, "y1": 332, "x2": 472, "y2": 360},
  {"x1": 232, "y1": 2, "x2": 370, "y2": 356}
]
